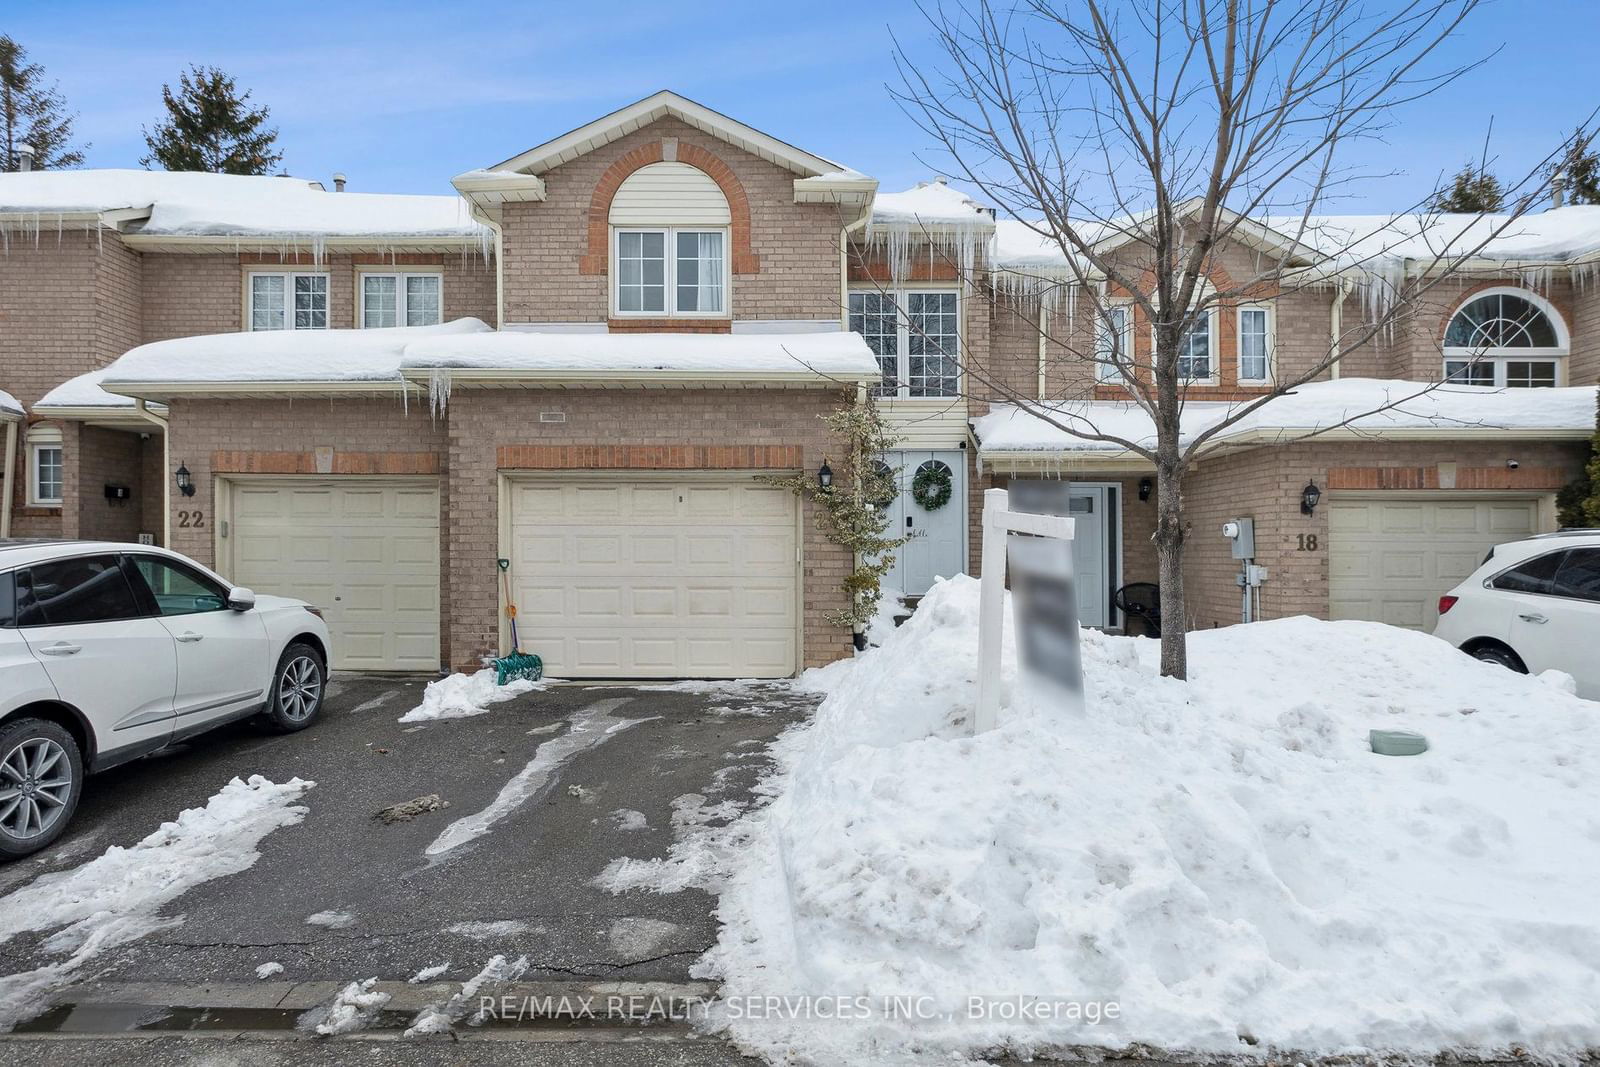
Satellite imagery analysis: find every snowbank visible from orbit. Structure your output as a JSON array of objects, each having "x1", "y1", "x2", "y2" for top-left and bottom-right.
[
  {"x1": 696, "y1": 577, "x2": 1600, "y2": 1063},
  {"x1": 0, "y1": 775, "x2": 314, "y2": 1029},
  {"x1": 398, "y1": 668, "x2": 544, "y2": 723},
  {"x1": 0, "y1": 169, "x2": 485, "y2": 239},
  {"x1": 974, "y1": 377, "x2": 1599, "y2": 456}
]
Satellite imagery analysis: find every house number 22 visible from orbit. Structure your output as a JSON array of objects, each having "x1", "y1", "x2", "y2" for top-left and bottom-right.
[
  {"x1": 178, "y1": 510, "x2": 205, "y2": 529},
  {"x1": 1297, "y1": 534, "x2": 1318, "y2": 551}
]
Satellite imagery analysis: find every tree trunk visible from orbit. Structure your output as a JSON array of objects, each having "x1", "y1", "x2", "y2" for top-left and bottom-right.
[{"x1": 1154, "y1": 460, "x2": 1188, "y2": 679}]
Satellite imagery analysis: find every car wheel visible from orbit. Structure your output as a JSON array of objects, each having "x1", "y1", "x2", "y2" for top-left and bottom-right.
[
  {"x1": 261, "y1": 642, "x2": 327, "y2": 733},
  {"x1": 1470, "y1": 644, "x2": 1527, "y2": 673},
  {"x1": 0, "y1": 717, "x2": 84, "y2": 861}
]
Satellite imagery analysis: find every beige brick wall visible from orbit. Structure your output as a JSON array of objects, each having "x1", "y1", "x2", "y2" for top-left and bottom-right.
[
  {"x1": 501, "y1": 117, "x2": 844, "y2": 324},
  {"x1": 59, "y1": 423, "x2": 153, "y2": 543},
  {"x1": 443, "y1": 387, "x2": 854, "y2": 672}
]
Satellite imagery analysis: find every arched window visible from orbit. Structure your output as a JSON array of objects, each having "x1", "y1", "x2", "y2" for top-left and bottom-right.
[
  {"x1": 1442, "y1": 288, "x2": 1567, "y2": 388},
  {"x1": 609, "y1": 162, "x2": 731, "y2": 318}
]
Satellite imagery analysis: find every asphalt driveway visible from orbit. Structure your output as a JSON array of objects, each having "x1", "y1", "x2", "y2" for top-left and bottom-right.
[{"x1": 0, "y1": 672, "x2": 815, "y2": 1050}]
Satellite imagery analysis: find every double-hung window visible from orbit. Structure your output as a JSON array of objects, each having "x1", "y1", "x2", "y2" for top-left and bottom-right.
[
  {"x1": 1238, "y1": 306, "x2": 1272, "y2": 383},
  {"x1": 1094, "y1": 305, "x2": 1133, "y2": 383},
  {"x1": 613, "y1": 229, "x2": 726, "y2": 316},
  {"x1": 27, "y1": 428, "x2": 62, "y2": 506},
  {"x1": 1175, "y1": 310, "x2": 1216, "y2": 383},
  {"x1": 848, "y1": 289, "x2": 960, "y2": 398},
  {"x1": 361, "y1": 273, "x2": 442, "y2": 328},
  {"x1": 249, "y1": 272, "x2": 328, "y2": 330}
]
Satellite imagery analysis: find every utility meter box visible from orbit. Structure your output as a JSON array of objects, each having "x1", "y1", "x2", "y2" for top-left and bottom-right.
[{"x1": 1222, "y1": 517, "x2": 1256, "y2": 560}]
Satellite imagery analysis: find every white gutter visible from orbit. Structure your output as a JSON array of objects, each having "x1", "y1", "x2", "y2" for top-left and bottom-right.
[
  {"x1": 133, "y1": 400, "x2": 170, "y2": 547},
  {"x1": 0, "y1": 420, "x2": 16, "y2": 538}
]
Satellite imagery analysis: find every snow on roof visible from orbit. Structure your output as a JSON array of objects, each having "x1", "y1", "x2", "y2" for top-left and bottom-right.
[
  {"x1": 0, "y1": 169, "x2": 486, "y2": 239},
  {"x1": 870, "y1": 181, "x2": 994, "y2": 228},
  {"x1": 973, "y1": 378, "x2": 1599, "y2": 456},
  {"x1": 400, "y1": 330, "x2": 881, "y2": 380},
  {"x1": 98, "y1": 319, "x2": 494, "y2": 388},
  {"x1": 0, "y1": 389, "x2": 21, "y2": 418}
]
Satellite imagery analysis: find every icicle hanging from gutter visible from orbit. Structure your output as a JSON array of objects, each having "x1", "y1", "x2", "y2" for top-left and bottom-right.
[{"x1": 428, "y1": 368, "x2": 452, "y2": 418}]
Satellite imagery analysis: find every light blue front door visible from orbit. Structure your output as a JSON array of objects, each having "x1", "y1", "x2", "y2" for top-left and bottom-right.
[
  {"x1": 883, "y1": 450, "x2": 967, "y2": 597},
  {"x1": 1068, "y1": 486, "x2": 1109, "y2": 627}
]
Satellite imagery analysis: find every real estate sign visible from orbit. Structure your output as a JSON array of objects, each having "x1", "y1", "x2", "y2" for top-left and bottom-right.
[{"x1": 1005, "y1": 481, "x2": 1085, "y2": 713}]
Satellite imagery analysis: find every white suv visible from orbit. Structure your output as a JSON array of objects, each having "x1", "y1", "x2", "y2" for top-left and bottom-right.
[
  {"x1": 1433, "y1": 530, "x2": 1600, "y2": 699},
  {"x1": 0, "y1": 540, "x2": 333, "y2": 859}
]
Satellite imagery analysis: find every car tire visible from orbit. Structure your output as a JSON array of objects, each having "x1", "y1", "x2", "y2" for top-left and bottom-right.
[
  {"x1": 0, "y1": 717, "x2": 84, "y2": 862},
  {"x1": 260, "y1": 642, "x2": 327, "y2": 733},
  {"x1": 1470, "y1": 643, "x2": 1527, "y2": 673}
]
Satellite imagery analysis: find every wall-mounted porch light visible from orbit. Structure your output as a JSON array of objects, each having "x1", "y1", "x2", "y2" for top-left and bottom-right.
[
  {"x1": 1138, "y1": 477, "x2": 1153, "y2": 502},
  {"x1": 818, "y1": 459, "x2": 833, "y2": 492},
  {"x1": 175, "y1": 462, "x2": 196, "y2": 498},
  {"x1": 1300, "y1": 480, "x2": 1322, "y2": 516}
]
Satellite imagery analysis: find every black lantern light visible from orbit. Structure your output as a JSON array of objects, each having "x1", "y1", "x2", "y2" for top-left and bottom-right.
[
  {"x1": 817, "y1": 459, "x2": 833, "y2": 492},
  {"x1": 175, "y1": 462, "x2": 196, "y2": 498},
  {"x1": 1300, "y1": 480, "x2": 1321, "y2": 516},
  {"x1": 1138, "y1": 477, "x2": 1153, "y2": 502}
]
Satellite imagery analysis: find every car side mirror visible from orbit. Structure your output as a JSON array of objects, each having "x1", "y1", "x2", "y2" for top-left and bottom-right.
[{"x1": 227, "y1": 587, "x2": 256, "y2": 612}]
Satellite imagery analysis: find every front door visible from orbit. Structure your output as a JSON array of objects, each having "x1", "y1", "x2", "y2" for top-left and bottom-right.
[
  {"x1": 1068, "y1": 486, "x2": 1110, "y2": 627},
  {"x1": 884, "y1": 451, "x2": 966, "y2": 597}
]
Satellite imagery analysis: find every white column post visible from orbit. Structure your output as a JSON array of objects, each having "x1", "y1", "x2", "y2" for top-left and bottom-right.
[{"x1": 975, "y1": 487, "x2": 1010, "y2": 733}]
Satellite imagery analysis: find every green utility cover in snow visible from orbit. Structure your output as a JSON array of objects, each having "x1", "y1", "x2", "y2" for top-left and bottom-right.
[{"x1": 1370, "y1": 729, "x2": 1429, "y2": 756}]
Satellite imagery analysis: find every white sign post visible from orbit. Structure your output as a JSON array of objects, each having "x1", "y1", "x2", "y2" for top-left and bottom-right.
[{"x1": 974, "y1": 487, "x2": 1078, "y2": 734}]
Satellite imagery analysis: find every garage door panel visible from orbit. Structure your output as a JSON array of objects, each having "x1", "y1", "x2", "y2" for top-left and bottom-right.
[
  {"x1": 509, "y1": 476, "x2": 798, "y2": 678},
  {"x1": 1330, "y1": 496, "x2": 1537, "y2": 632},
  {"x1": 230, "y1": 479, "x2": 440, "y2": 671}
]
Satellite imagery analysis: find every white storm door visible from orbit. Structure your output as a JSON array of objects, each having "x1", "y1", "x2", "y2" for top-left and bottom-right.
[{"x1": 509, "y1": 476, "x2": 799, "y2": 678}]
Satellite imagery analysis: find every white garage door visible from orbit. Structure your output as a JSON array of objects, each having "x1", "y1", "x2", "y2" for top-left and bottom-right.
[
  {"x1": 507, "y1": 476, "x2": 799, "y2": 678},
  {"x1": 1329, "y1": 495, "x2": 1539, "y2": 630},
  {"x1": 227, "y1": 479, "x2": 440, "y2": 671}
]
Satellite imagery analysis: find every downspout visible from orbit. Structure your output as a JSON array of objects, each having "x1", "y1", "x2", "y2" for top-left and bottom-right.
[
  {"x1": 840, "y1": 210, "x2": 871, "y2": 328},
  {"x1": 1037, "y1": 301, "x2": 1049, "y2": 400},
  {"x1": 491, "y1": 219, "x2": 506, "y2": 330},
  {"x1": 1328, "y1": 279, "x2": 1346, "y2": 380},
  {"x1": 0, "y1": 420, "x2": 16, "y2": 538},
  {"x1": 134, "y1": 400, "x2": 170, "y2": 547}
]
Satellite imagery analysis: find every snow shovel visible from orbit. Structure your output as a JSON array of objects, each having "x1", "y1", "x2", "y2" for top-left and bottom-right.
[{"x1": 493, "y1": 558, "x2": 544, "y2": 685}]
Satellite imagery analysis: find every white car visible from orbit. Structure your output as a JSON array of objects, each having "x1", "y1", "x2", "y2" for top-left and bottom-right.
[
  {"x1": 0, "y1": 540, "x2": 332, "y2": 859},
  {"x1": 1433, "y1": 530, "x2": 1600, "y2": 698}
]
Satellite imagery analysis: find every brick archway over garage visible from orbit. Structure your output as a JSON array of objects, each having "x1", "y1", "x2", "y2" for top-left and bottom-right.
[{"x1": 578, "y1": 139, "x2": 761, "y2": 276}]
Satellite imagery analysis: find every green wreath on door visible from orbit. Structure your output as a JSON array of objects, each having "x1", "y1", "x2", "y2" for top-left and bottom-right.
[{"x1": 911, "y1": 460, "x2": 953, "y2": 511}]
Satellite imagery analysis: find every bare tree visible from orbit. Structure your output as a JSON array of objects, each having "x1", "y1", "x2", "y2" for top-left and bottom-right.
[{"x1": 887, "y1": 0, "x2": 1587, "y2": 678}]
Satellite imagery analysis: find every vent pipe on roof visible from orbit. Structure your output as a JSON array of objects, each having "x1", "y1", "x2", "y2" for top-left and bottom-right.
[
  {"x1": 333, "y1": 172, "x2": 347, "y2": 192},
  {"x1": 1550, "y1": 170, "x2": 1565, "y2": 210},
  {"x1": 16, "y1": 143, "x2": 34, "y2": 172}
]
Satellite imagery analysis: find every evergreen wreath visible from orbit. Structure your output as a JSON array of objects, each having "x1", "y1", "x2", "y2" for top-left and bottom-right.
[{"x1": 911, "y1": 461, "x2": 953, "y2": 511}]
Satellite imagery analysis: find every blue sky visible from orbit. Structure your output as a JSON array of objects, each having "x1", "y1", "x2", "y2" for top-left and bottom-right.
[{"x1": 10, "y1": 0, "x2": 1599, "y2": 210}]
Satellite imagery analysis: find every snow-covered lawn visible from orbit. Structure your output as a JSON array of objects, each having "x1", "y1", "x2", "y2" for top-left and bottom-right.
[
  {"x1": 0, "y1": 776, "x2": 313, "y2": 1030},
  {"x1": 679, "y1": 576, "x2": 1600, "y2": 1065}
]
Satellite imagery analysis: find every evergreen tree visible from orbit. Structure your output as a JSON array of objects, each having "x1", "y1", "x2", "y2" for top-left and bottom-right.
[
  {"x1": 1557, "y1": 130, "x2": 1600, "y2": 206},
  {"x1": 1429, "y1": 164, "x2": 1505, "y2": 213},
  {"x1": 0, "y1": 36, "x2": 87, "y2": 171},
  {"x1": 140, "y1": 66, "x2": 282, "y2": 174},
  {"x1": 1558, "y1": 386, "x2": 1600, "y2": 529}
]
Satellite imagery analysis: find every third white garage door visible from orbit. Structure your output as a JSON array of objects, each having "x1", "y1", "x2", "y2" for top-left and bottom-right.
[
  {"x1": 226, "y1": 479, "x2": 441, "y2": 671},
  {"x1": 1328, "y1": 495, "x2": 1540, "y2": 630},
  {"x1": 507, "y1": 475, "x2": 799, "y2": 678}
]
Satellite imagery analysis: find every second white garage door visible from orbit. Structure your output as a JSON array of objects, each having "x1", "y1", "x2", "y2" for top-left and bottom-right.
[
  {"x1": 1329, "y1": 495, "x2": 1540, "y2": 630},
  {"x1": 507, "y1": 476, "x2": 799, "y2": 678},
  {"x1": 227, "y1": 479, "x2": 441, "y2": 671}
]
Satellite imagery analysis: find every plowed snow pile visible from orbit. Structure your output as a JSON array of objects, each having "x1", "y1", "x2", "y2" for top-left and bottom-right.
[{"x1": 700, "y1": 575, "x2": 1600, "y2": 1064}]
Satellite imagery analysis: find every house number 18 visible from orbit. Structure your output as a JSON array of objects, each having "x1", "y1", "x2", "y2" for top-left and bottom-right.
[{"x1": 1297, "y1": 534, "x2": 1318, "y2": 551}]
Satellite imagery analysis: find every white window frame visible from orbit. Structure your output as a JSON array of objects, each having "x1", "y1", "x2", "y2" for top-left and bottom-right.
[
  {"x1": 27, "y1": 428, "x2": 63, "y2": 507},
  {"x1": 610, "y1": 227, "x2": 730, "y2": 318},
  {"x1": 359, "y1": 271, "x2": 444, "y2": 329},
  {"x1": 1094, "y1": 303, "x2": 1134, "y2": 384},
  {"x1": 1441, "y1": 286, "x2": 1569, "y2": 388},
  {"x1": 848, "y1": 286, "x2": 963, "y2": 398},
  {"x1": 1237, "y1": 304, "x2": 1274, "y2": 384},
  {"x1": 247, "y1": 271, "x2": 330, "y2": 331},
  {"x1": 1158, "y1": 307, "x2": 1218, "y2": 385}
]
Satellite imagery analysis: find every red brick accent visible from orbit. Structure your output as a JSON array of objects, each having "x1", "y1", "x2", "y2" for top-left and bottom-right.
[
  {"x1": 1326, "y1": 465, "x2": 1566, "y2": 491},
  {"x1": 605, "y1": 318, "x2": 732, "y2": 334},
  {"x1": 577, "y1": 140, "x2": 760, "y2": 276},
  {"x1": 210, "y1": 450, "x2": 440, "y2": 475},
  {"x1": 496, "y1": 444, "x2": 801, "y2": 470},
  {"x1": 848, "y1": 254, "x2": 961, "y2": 283}
]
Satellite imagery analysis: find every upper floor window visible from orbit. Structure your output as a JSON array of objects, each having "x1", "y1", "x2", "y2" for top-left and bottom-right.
[
  {"x1": 613, "y1": 228, "x2": 726, "y2": 316},
  {"x1": 1238, "y1": 306, "x2": 1272, "y2": 383},
  {"x1": 1442, "y1": 288, "x2": 1567, "y2": 388},
  {"x1": 361, "y1": 273, "x2": 442, "y2": 328},
  {"x1": 1094, "y1": 305, "x2": 1132, "y2": 384},
  {"x1": 1175, "y1": 310, "x2": 1216, "y2": 383},
  {"x1": 250, "y1": 272, "x2": 328, "y2": 331},
  {"x1": 849, "y1": 289, "x2": 960, "y2": 398}
]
